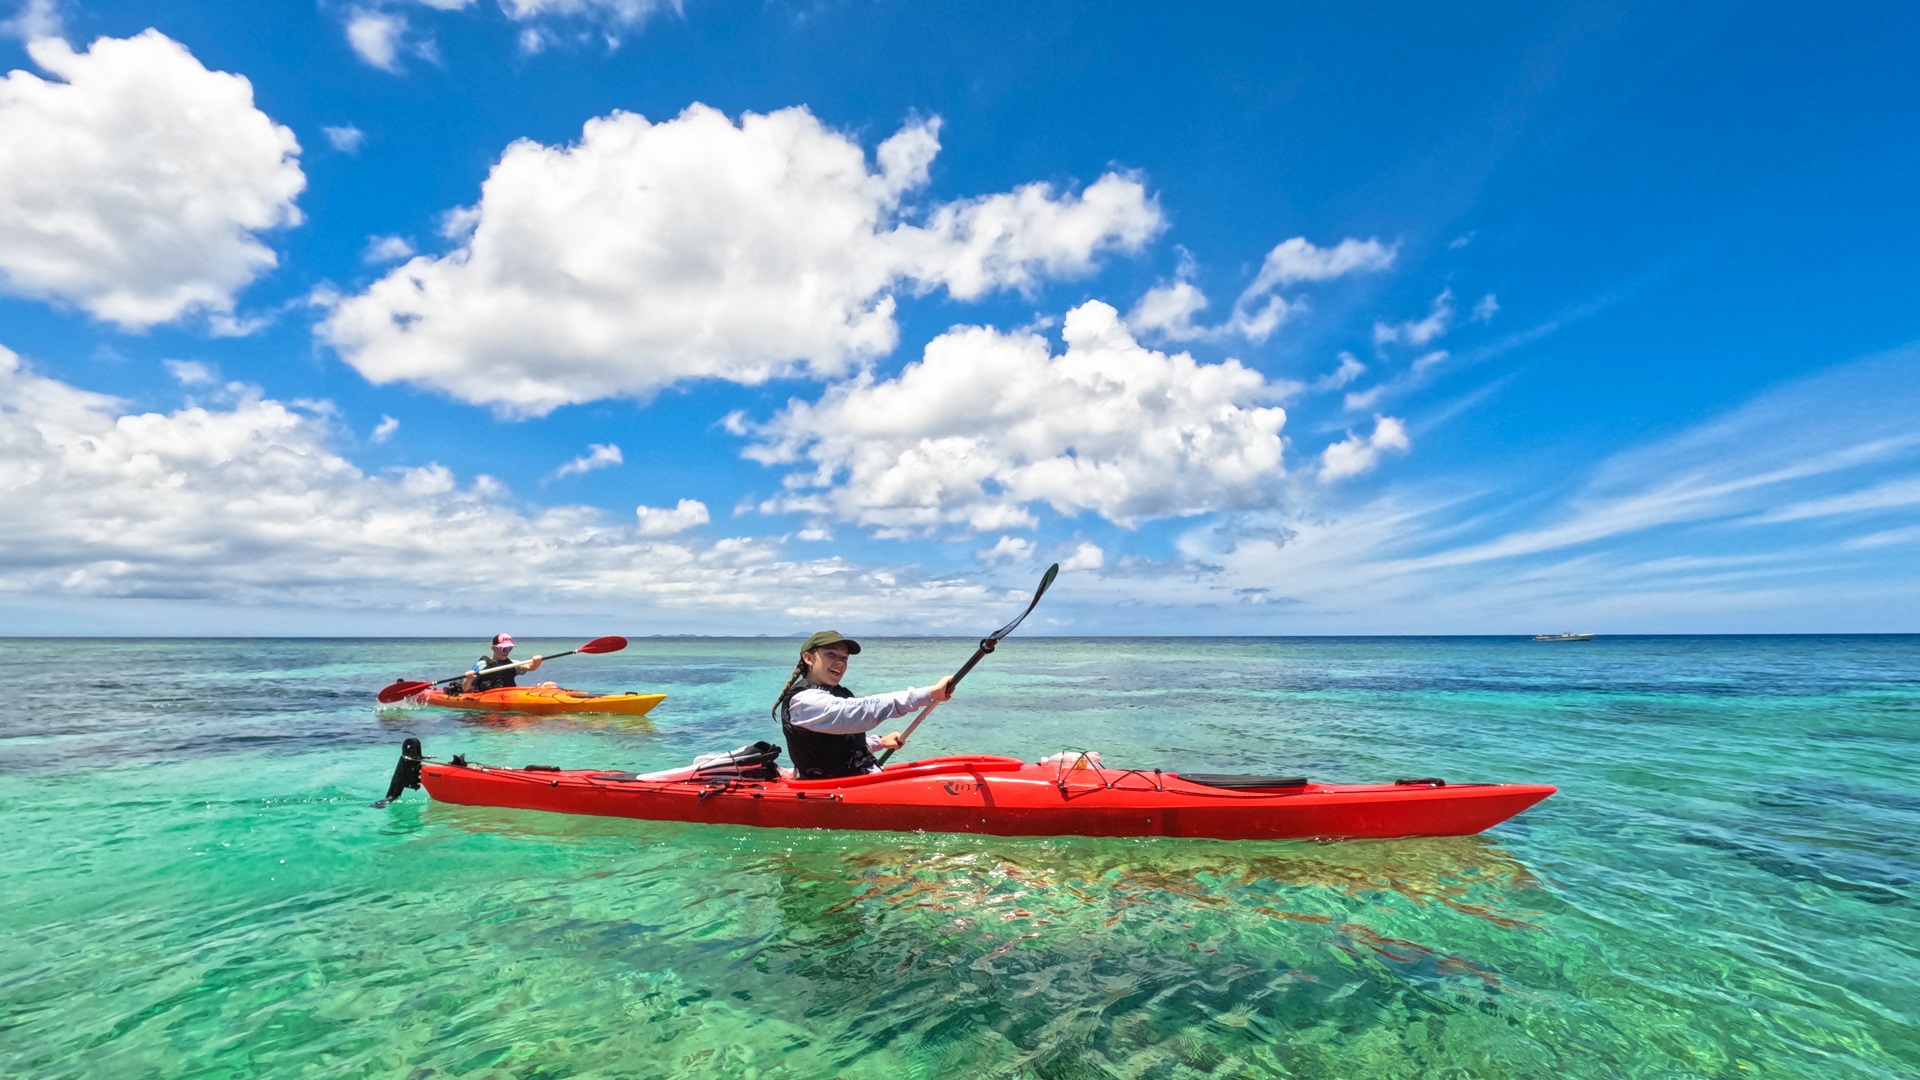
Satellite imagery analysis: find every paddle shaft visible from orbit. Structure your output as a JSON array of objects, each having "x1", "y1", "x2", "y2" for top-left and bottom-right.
[
  {"x1": 874, "y1": 564, "x2": 1058, "y2": 765},
  {"x1": 377, "y1": 636, "x2": 627, "y2": 702},
  {"x1": 440, "y1": 635, "x2": 630, "y2": 685},
  {"x1": 890, "y1": 701, "x2": 940, "y2": 751},
  {"x1": 458, "y1": 650, "x2": 566, "y2": 684},
  {"x1": 878, "y1": 638, "x2": 994, "y2": 759},
  {"x1": 873, "y1": 639, "x2": 999, "y2": 765}
]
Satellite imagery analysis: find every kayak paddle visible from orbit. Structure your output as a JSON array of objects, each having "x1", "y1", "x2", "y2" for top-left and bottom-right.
[
  {"x1": 375, "y1": 635, "x2": 629, "y2": 703},
  {"x1": 875, "y1": 563, "x2": 1059, "y2": 765}
]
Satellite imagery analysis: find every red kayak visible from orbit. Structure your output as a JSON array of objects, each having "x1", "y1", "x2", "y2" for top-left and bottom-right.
[{"x1": 380, "y1": 741, "x2": 1554, "y2": 840}]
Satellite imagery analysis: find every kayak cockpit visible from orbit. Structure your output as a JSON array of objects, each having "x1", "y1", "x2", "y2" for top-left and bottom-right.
[
  {"x1": 1176, "y1": 773, "x2": 1310, "y2": 790},
  {"x1": 785, "y1": 754, "x2": 1029, "y2": 789}
]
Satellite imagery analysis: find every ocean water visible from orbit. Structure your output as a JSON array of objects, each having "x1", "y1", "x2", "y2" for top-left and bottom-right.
[{"x1": 1, "y1": 635, "x2": 1915, "y2": 1079}]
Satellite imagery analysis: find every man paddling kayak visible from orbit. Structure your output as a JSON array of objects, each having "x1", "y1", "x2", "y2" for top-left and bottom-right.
[
  {"x1": 774, "y1": 631, "x2": 953, "y2": 779},
  {"x1": 461, "y1": 633, "x2": 544, "y2": 693}
]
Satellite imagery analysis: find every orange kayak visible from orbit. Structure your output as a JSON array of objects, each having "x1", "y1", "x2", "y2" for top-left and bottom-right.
[{"x1": 418, "y1": 686, "x2": 666, "y2": 717}]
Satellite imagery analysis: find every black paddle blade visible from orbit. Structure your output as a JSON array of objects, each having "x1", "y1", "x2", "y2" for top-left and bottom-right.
[
  {"x1": 376, "y1": 679, "x2": 433, "y2": 704},
  {"x1": 987, "y1": 562, "x2": 1060, "y2": 642}
]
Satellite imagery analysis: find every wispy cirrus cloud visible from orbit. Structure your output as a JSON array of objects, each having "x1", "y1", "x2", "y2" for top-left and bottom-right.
[
  {"x1": 343, "y1": 8, "x2": 412, "y2": 72},
  {"x1": 1751, "y1": 475, "x2": 1920, "y2": 524},
  {"x1": 1373, "y1": 288, "x2": 1454, "y2": 347},
  {"x1": 1145, "y1": 342, "x2": 1920, "y2": 631},
  {"x1": 1393, "y1": 434, "x2": 1919, "y2": 574},
  {"x1": 363, "y1": 235, "x2": 414, "y2": 263},
  {"x1": 1127, "y1": 236, "x2": 1396, "y2": 345},
  {"x1": 323, "y1": 124, "x2": 366, "y2": 152},
  {"x1": 1314, "y1": 352, "x2": 1366, "y2": 391},
  {"x1": 1338, "y1": 293, "x2": 1612, "y2": 414},
  {"x1": 1, "y1": 0, "x2": 61, "y2": 41},
  {"x1": 340, "y1": 2, "x2": 683, "y2": 70}
]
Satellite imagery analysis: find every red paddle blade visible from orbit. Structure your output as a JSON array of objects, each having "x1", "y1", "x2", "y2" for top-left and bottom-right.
[
  {"x1": 576, "y1": 635, "x2": 628, "y2": 654},
  {"x1": 376, "y1": 680, "x2": 434, "y2": 704}
]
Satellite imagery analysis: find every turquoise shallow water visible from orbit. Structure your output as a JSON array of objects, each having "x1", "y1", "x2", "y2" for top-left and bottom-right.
[{"x1": 1, "y1": 635, "x2": 1915, "y2": 1078}]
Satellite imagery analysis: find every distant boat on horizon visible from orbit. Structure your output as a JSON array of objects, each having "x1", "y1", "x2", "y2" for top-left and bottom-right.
[{"x1": 1532, "y1": 631, "x2": 1597, "y2": 642}]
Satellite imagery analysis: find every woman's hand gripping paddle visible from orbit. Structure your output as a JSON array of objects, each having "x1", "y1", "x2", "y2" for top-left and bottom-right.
[
  {"x1": 875, "y1": 564, "x2": 1059, "y2": 766},
  {"x1": 375, "y1": 635, "x2": 628, "y2": 703}
]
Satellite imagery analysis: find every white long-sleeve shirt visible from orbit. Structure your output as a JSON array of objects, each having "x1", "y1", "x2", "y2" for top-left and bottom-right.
[{"x1": 786, "y1": 685, "x2": 937, "y2": 752}]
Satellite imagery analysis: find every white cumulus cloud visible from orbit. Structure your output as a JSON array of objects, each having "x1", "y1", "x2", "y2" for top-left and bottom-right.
[
  {"x1": 979, "y1": 535, "x2": 1037, "y2": 563},
  {"x1": 739, "y1": 300, "x2": 1290, "y2": 533},
  {"x1": 635, "y1": 498, "x2": 709, "y2": 536},
  {"x1": 321, "y1": 104, "x2": 1161, "y2": 417},
  {"x1": 1126, "y1": 279, "x2": 1211, "y2": 340},
  {"x1": 0, "y1": 31, "x2": 305, "y2": 329},
  {"x1": 553, "y1": 442, "x2": 622, "y2": 478},
  {"x1": 370, "y1": 414, "x2": 400, "y2": 443},
  {"x1": 1319, "y1": 416, "x2": 1410, "y2": 482},
  {"x1": 0, "y1": 344, "x2": 1015, "y2": 627},
  {"x1": 1059, "y1": 541, "x2": 1105, "y2": 571}
]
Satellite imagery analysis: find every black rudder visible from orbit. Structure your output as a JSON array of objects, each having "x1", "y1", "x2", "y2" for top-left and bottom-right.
[{"x1": 373, "y1": 737, "x2": 424, "y2": 808}]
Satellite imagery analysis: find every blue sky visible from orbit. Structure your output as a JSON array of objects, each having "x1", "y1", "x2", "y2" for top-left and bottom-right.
[{"x1": 1, "y1": 0, "x2": 1916, "y2": 635}]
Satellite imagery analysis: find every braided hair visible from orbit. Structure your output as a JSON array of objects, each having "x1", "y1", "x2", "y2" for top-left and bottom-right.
[{"x1": 770, "y1": 654, "x2": 811, "y2": 717}]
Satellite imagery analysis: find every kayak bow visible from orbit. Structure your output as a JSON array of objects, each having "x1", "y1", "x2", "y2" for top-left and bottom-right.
[{"x1": 396, "y1": 745, "x2": 1553, "y2": 840}]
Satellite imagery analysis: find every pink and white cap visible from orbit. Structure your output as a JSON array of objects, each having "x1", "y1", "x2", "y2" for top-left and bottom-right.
[{"x1": 492, "y1": 633, "x2": 515, "y2": 649}]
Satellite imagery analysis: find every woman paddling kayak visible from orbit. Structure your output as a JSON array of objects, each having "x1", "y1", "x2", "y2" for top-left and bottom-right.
[
  {"x1": 774, "y1": 630, "x2": 953, "y2": 779},
  {"x1": 462, "y1": 633, "x2": 544, "y2": 692}
]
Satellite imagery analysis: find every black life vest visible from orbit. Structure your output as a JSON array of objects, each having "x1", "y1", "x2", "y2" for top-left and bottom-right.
[
  {"x1": 779, "y1": 680, "x2": 878, "y2": 779},
  {"x1": 470, "y1": 654, "x2": 518, "y2": 692}
]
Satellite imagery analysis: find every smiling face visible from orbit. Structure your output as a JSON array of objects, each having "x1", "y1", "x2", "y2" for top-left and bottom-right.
[{"x1": 802, "y1": 644, "x2": 851, "y2": 687}]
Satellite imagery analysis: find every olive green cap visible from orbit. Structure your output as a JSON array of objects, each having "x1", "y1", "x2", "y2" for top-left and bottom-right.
[{"x1": 801, "y1": 630, "x2": 861, "y2": 655}]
